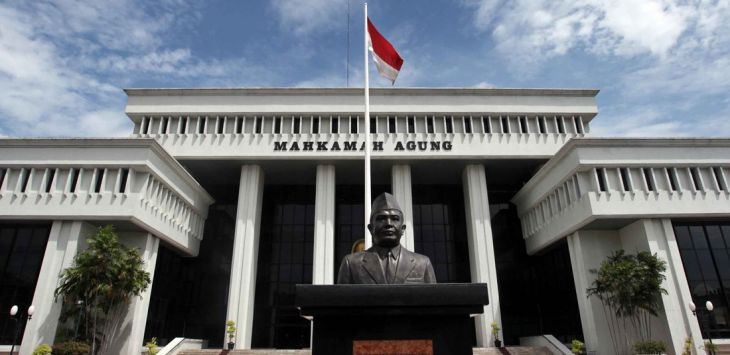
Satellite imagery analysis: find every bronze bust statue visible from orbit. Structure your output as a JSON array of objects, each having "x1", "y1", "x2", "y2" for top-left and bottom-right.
[{"x1": 337, "y1": 192, "x2": 437, "y2": 284}]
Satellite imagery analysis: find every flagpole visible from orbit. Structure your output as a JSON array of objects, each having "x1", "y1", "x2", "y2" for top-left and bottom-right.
[{"x1": 363, "y1": 2, "x2": 372, "y2": 249}]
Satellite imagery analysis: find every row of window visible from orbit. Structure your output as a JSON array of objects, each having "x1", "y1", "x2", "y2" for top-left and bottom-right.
[
  {"x1": 594, "y1": 166, "x2": 729, "y2": 194},
  {"x1": 137, "y1": 114, "x2": 586, "y2": 136},
  {"x1": 0, "y1": 167, "x2": 130, "y2": 194}
]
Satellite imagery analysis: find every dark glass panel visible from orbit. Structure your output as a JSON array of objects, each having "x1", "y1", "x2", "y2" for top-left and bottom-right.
[
  {"x1": 674, "y1": 221, "x2": 730, "y2": 338},
  {"x1": 0, "y1": 223, "x2": 50, "y2": 344},
  {"x1": 252, "y1": 185, "x2": 315, "y2": 349}
]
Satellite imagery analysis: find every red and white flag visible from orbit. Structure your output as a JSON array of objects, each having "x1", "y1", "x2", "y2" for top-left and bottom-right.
[{"x1": 367, "y1": 18, "x2": 404, "y2": 84}]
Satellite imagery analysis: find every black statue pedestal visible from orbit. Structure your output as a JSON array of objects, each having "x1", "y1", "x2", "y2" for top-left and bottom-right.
[{"x1": 296, "y1": 283, "x2": 489, "y2": 355}]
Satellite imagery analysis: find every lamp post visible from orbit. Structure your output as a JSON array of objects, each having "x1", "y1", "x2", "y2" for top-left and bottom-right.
[
  {"x1": 689, "y1": 300, "x2": 715, "y2": 355},
  {"x1": 8, "y1": 304, "x2": 34, "y2": 355}
]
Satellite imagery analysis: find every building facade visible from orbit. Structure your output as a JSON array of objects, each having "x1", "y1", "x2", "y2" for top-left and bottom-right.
[{"x1": 0, "y1": 88, "x2": 728, "y2": 354}]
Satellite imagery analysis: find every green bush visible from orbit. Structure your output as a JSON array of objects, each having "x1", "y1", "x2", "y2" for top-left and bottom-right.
[
  {"x1": 633, "y1": 339, "x2": 666, "y2": 354},
  {"x1": 571, "y1": 339, "x2": 585, "y2": 355},
  {"x1": 32, "y1": 344, "x2": 53, "y2": 355},
  {"x1": 53, "y1": 341, "x2": 91, "y2": 355}
]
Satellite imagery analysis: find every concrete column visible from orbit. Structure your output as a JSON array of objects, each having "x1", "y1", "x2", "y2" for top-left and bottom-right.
[
  {"x1": 391, "y1": 165, "x2": 415, "y2": 251},
  {"x1": 19, "y1": 221, "x2": 94, "y2": 355},
  {"x1": 620, "y1": 219, "x2": 704, "y2": 355},
  {"x1": 462, "y1": 164, "x2": 501, "y2": 347},
  {"x1": 567, "y1": 230, "x2": 622, "y2": 355},
  {"x1": 313, "y1": 165, "x2": 336, "y2": 285},
  {"x1": 108, "y1": 232, "x2": 160, "y2": 355},
  {"x1": 226, "y1": 165, "x2": 264, "y2": 349}
]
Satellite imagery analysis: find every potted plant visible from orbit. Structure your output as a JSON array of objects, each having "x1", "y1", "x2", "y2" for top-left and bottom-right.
[
  {"x1": 571, "y1": 339, "x2": 586, "y2": 355},
  {"x1": 491, "y1": 321, "x2": 502, "y2": 348},
  {"x1": 145, "y1": 337, "x2": 159, "y2": 355},
  {"x1": 634, "y1": 339, "x2": 666, "y2": 354},
  {"x1": 226, "y1": 320, "x2": 237, "y2": 350}
]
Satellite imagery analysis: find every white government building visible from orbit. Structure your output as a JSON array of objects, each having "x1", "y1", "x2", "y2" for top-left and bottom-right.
[{"x1": 1, "y1": 87, "x2": 728, "y2": 354}]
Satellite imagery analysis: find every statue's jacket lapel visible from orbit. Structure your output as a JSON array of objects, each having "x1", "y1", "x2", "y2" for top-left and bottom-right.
[
  {"x1": 360, "y1": 251, "x2": 386, "y2": 284},
  {"x1": 394, "y1": 247, "x2": 416, "y2": 283}
]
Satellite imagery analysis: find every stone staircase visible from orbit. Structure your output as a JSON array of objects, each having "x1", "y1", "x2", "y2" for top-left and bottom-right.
[
  {"x1": 177, "y1": 347, "x2": 551, "y2": 355},
  {"x1": 717, "y1": 343, "x2": 730, "y2": 355}
]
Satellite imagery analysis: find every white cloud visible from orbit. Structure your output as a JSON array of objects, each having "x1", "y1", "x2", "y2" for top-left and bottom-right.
[
  {"x1": 0, "y1": 0, "x2": 247, "y2": 137},
  {"x1": 271, "y1": 0, "x2": 345, "y2": 36}
]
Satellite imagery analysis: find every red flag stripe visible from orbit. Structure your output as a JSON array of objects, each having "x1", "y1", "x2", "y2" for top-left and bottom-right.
[{"x1": 367, "y1": 18, "x2": 404, "y2": 72}]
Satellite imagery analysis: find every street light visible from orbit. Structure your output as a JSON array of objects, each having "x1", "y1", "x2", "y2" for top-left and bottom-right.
[
  {"x1": 689, "y1": 300, "x2": 715, "y2": 355},
  {"x1": 8, "y1": 304, "x2": 34, "y2": 355}
]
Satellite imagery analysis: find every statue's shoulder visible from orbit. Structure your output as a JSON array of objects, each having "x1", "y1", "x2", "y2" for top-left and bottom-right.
[
  {"x1": 403, "y1": 247, "x2": 432, "y2": 263},
  {"x1": 343, "y1": 250, "x2": 370, "y2": 262}
]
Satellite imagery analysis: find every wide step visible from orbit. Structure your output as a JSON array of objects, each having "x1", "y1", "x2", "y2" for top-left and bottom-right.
[{"x1": 178, "y1": 347, "x2": 551, "y2": 355}]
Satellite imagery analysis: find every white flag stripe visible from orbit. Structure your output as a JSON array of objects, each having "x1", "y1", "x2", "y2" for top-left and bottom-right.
[{"x1": 371, "y1": 53, "x2": 399, "y2": 82}]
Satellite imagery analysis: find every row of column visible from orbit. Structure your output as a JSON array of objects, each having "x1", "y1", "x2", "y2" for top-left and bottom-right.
[{"x1": 225, "y1": 163, "x2": 503, "y2": 348}]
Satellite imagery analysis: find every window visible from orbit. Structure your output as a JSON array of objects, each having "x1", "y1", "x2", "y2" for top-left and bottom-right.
[
  {"x1": 216, "y1": 117, "x2": 224, "y2": 134},
  {"x1": 44, "y1": 169, "x2": 55, "y2": 193},
  {"x1": 674, "y1": 223, "x2": 730, "y2": 338},
  {"x1": 19, "y1": 169, "x2": 30, "y2": 193},
  {"x1": 180, "y1": 117, "x2": 188, "y2": 134},
  {"x1": 538, "y1": 116, "x2": 546, "y2": 133},
  {"x1": 93, "y1": 169, "x2": 105, "y2": 193},
  {"x1": 274, "y1": 117, "x2": 282, "y2": 134},
  {"x1": 312, "y1": 117, "x2": 320, "y2": 134},
  {"x1": 160, "y1": 117, "x2": 168, "y2": 134},
  {"x1": 667, "y1": 168, "x2": 678, "y2": 191},
  {"x1": 596, "y1": 168, "x2": 607, "y2": 192},
  {"x1": 255, "y1": 117, "x2": 263, "y2": 134},
  {"x1": 0, "y1": 224, "x2": 51, "y2": 344},
  {"x1": 235, "y1": 117, "x2": 243, "y2": 134},
  {"x1": 643, "y1": 168, "x2": 655, "y2": 191},
  {"x1": 519, "y1": 116, "x2": 528, "y2": 133},
  {"x1": 445, "y1": 116, "x2": 453, "y2": 134},
  {"x1": 574, "y1": 117, "x2": 583, "y2": 134},
  {"x1": 68, "y1": 168, "x2": 79, "y2": 193},
  {"x1": 198, "y1": 117, "x2": 206, "y2": 134},
  {"x1": 557, "y1": 117, "x2": 565, "y2": 134},
  {"x1": 350, "y1": 116, "x2": 358, "y2": 134},
  {"x1": 426, "y1": 116, "x2": 434, "y2": 133},
  {"x1": 388, "y1": 116, "x2": 396, "y2": 133},
  {"x1": 293, "y1": 117, "x2": 301, "y2": 134},
  {"x1": 482, "y1": 116, "x2": 490, "y2": 133},
  {"x1": 713, "y1": 167, "x2": 726, "y2": 191},
  {"x1": 407, "y1": 116, "x2": 415, "y2": 133},
  {"x1": 140, "y1": 117, "x2": 149, "y2": 134},
  {"x1": 331, "y1": 117, "x2": 339, "y2": 134},
  {"x1": 501, "y1": 116, "x2": 509, "y2": 133},
  {"x1": 620, "y1": 168, "x2": 631, "y2": 192},
  {"x1": 690, "y1": 168, "x2": 703, "y2": 191},
  {"x1": 118, "y1": 168, "x2": 129, "y2": 193},
  {"x1": 370, "y1": 117, "x2": 376, "y2": 133},
  {"x1": 464, "y1": 117, "x2": 472, "y2": 134}
]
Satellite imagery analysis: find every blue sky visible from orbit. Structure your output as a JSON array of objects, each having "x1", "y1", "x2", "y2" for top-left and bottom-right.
[{"x1": 0, "y1": 0, "x2": 728, "y2": 137}]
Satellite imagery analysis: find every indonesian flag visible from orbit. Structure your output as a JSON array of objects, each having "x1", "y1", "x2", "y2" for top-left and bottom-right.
[{"x1": 367, "y1": 18, "x2": 404, "y2": 84}]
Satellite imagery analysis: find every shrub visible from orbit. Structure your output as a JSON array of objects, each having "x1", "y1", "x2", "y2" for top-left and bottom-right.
[
  {"x1": 570, "y1": 339, "x2": 585, "y2": 355},
  {"x1": 145, "y1": 337, "x2": 159, "y2": 355},
  {"x1": 634, "y1": 339, "x2": 666, "y2": 354},
  {"x1": 53, "y1": 341, "x2": 91, "y2": 355},
  {"x1": 32, "y1": 344, "x2": 53, "y2": 355}
]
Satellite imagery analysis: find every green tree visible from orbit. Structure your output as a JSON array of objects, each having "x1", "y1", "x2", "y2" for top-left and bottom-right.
[
  {"x1": 587, "y1": 250, "x2": 667, "y2": 354},
  {"x1": 54, "y1": 225, "x2": 151, "y2": 355}
]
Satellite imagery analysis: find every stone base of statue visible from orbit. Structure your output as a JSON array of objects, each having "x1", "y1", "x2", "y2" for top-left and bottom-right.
[{"x1": 295, "y1": 283, "x2": 489, "y2": 355}]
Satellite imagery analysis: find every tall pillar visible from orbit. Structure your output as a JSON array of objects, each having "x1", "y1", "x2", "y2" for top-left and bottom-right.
[
  {"x1": 567, "y1": 230, "x2": 621, "y2": 355},
  {"x1": 462, "y1": 164, "x2": 501, "y2": 347},
  {"x1": 313, "y1": 165, "x2": 336, "y2": 285},
  {"x1": 19, "y1": 221, "x2": 95, "y2": 355},
  {"x1": 391, "y1": 165, "x2": 415, "y2": 251},
  {"x1": 226, "y1": 165, "x2": 264, "y2": 349},
  {"x1": 108, "y1": 232, "x2": 160, "y2": 355}
]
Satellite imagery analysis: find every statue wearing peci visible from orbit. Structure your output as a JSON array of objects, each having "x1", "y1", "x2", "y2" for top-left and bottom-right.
[{"x1": 337, "y1": 193, "x2": 436, "y2": 284}]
